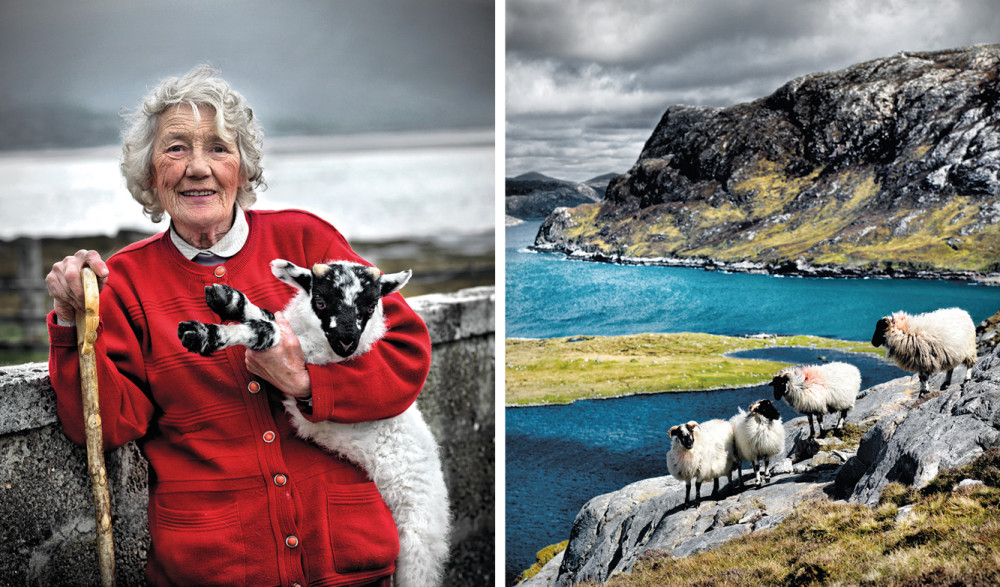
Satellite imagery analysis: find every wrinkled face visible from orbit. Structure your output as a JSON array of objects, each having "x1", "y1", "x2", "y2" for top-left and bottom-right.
[
  {"x1": 670, "y1": 422, "x2": 698, "y2": 450},
  {"x1": 770, "y1": 374, "x2": 789, "y2": 401},
  {"x1": 311, "y1": 264, "x2": 383, "y2": 358},
  {"x1": 871, "y1": 317, "x2": 891, "y2": 348},
  {"x1": 749, "y1": 399, "x2": 781, "y2": 421},
  {"x1": 151, "y1": 104, "x2": 245, "y2": 246}
]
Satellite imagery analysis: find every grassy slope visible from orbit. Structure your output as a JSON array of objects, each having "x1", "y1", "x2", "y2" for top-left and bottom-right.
[
  {"x1": 587, "y1": 448, "x2": 1000, "y2": 586},
  {"x1": 505, "y1": 332, "x2": 880, "y2": 405},
  {"x1": 553, "y1": 160, "x2": 1000, "y2": 272}
]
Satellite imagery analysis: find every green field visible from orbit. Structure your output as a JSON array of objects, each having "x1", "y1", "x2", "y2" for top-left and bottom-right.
[{"x1": 505, "y1": 332, "x2": 882, "y2": 405}]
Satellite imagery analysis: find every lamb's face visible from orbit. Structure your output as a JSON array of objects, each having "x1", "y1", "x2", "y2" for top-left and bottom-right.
[
  {"x1": 670, "y1": 421, "x2": 699, "y2": 450},
  {"x1": 749, "y1": 399, "x2": 781, "y2": 421},
  {"x1": 871, "y1": 317, "x2": 891, "y2": 348},
  {"x1": 770, "y1": 373, "x2": 790, "y2": 401},
  {"x1": 310, "y1": 263, "x2": 384, "y2": 358}
]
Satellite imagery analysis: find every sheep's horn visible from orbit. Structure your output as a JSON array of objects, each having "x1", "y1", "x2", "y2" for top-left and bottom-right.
[{"x1": 368, "y1": 266, "x2": 382, "y2": 279}]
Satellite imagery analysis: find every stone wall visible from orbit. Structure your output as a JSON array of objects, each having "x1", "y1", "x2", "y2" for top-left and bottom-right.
[{"x1": 0, "y1": 286, "x2": 495, "y2": 587}]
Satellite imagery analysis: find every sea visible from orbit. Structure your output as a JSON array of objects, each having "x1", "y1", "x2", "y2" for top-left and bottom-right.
[
  {"x1": 505, "y1": 220, "x2": 1000, "y2": 584},
  {"x1": 0, "y1": 130, "x2": 494, "y2": 242}
]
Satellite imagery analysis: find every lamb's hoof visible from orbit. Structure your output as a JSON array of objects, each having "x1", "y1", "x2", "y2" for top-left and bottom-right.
[
  {"x1": 205, "y1": 284, "x2": 244, "y2": 321},
  {"x1": 178, "y1": 321, "x2": 219, "y2": 356}
]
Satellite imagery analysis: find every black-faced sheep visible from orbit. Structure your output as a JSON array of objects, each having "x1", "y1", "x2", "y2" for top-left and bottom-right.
[
  {"x1": 770, "y1": 361, "x2": 861, "y2": 438},
  {"x1": 871, "y1": 307, "x2": 977, "y2": 395},
  {"x1": 667, "y1": 419, "x2": 739, "y2": 506},
  {"x1": 731, "y1": 399, "x2": 785, "y2": 486},
  {"x1": 177, "y1": 259, "x2": 449, "y2": 587}
]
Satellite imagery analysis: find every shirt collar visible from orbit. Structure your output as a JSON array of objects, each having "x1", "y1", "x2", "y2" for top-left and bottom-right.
[{"x1": 169, "y1": 207, "x2": 249, "y2": 261}]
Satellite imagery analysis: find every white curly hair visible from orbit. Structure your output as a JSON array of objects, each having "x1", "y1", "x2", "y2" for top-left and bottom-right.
[{"x1": 120, "y1": 65, "x2": 266, "y2": 223}]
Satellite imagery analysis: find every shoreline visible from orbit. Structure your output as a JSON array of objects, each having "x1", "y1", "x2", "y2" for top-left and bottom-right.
[{"x1": 528, "y1": 242, "x2": 1000, "y2": 286}]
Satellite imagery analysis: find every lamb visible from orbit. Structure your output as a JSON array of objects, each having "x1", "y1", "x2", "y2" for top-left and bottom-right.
[
  {"x1": 730, "y1": 399, "x2": 785, "y2": 486},
  {"x1": 177, "y1": 259, "x2": 449, "y2": 587},
  {"x1": 666, "y1": 419, "x2": 739, "y2": 506},
  {"x1": 770, "y1": 361, "x2": 861, "y2": 438},
  {"x1": 871, "y1": 307, "x2": 977, "y2": 395}
]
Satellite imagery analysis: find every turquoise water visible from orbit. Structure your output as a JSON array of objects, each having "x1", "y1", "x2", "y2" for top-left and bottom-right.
[{"x1": 505, "y1": 221, "x2": 999, "y2": 584}]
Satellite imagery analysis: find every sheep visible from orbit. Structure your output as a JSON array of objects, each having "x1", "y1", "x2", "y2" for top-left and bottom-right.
[
  {"x1": 730, "y1": 399, "x2": 785, "y2": 487},
  {"x1": 871, "y1": 307, "x2": 977, "y2": 395},
  {"x1": 177, "y1": 259, "x2": 449, "y2": 587},
  {"x1": 667, "y1": 419, "x2": 739, "y2": 506},
  {"x1": 770, "y1": 361, "x2": 861, "y2": 438}
]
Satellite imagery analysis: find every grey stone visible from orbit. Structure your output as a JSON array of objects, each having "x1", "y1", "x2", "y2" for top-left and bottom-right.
[{"x1": 850, "y1": 345, "x2": 1000, "y2": 506}]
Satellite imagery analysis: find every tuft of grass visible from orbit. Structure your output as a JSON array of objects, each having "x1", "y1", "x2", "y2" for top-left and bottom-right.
[
  {"x1": 505, "y1": 332, "x2": 883, "y2": 405},
  {"x1": 581, "y1": 449, "x2": 1000, "y2": 587},
  {"x1": 517, "y1": 540, "x2": 569, "y2": 583}
]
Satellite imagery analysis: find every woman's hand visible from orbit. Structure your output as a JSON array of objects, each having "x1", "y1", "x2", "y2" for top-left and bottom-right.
[
  {"x1": 245, "y1": 312, "x2": 312, "y2": 399},
  {"x1": 45, "y1": 250, "x2": 110, "y2": 323}
]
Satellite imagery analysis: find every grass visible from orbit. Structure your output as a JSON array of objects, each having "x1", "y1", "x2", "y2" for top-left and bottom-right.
[
  {"x1": 516, "y1": 540, "x2": 569, "y2": 583},
  {"x1": 586, "y1": 448, "x2": 1000, "y2": 586},
  {"x1": 547, "y1": 161, "x2": 1000, "y2": 273},
  {"x1": 505, "y1": 332, "x2": 882, "y2": 405}
]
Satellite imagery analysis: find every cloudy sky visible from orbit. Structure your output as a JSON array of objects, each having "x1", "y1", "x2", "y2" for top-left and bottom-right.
[
  {"x1": 505, "y1": 0, "x2": 999, "y2": 182},
  {"x1": 0, "y1": 0, "x2": 494, "y2": 150}
]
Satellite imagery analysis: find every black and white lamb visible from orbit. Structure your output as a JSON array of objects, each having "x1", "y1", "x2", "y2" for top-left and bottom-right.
[
  {"x1": 871, "y1": 307, "x2": 977, "y2": 395},
  {"x1": 730, "y1": 399, "x2": 785, "y2": 487},
  {"x1": 177, "y1": 259, "x2": 449, "y2": 587},
  {"x1": 666, "y1": 419, "x2": 739, "y2": 506},
  {"x1": 770, "y1": 361, "x2": 861, "y2": 438}
]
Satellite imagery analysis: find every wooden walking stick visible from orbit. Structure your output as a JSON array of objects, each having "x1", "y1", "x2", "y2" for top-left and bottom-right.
[{"x1": 77, "y1": 266, "x2": 116, "y2": 587}]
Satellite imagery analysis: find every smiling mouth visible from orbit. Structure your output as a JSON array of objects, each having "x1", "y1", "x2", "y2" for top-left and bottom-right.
[{"x1": 181, "y1": 190, "x2": 216, "y2": 197}]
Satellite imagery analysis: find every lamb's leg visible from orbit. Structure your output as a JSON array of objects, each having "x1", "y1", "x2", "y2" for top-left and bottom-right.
[
  {"x1": 178, "y1": 319, "x2": 280, "y2": 355},
  {"x1": 205, "y1": 284, "x2": 275, "y2": 322},
  {"x1": 835, "y1": 409, "x2": 848, "y2": 432},
  {"x1": 752, "y1": 460, "x2": 762, "y2": 486},
  {"x1": 763, "y1": 458, "x2": 771, "y2": 483},
  {"x1": 685, "y1": 481, "x2": 691, "y2": 505},
  {"x1": 711, "y1": 477, "x2": 720, "y2": 498},
  {"x1": 694, "y1": 480, "x2": 703, "y2": 503}
]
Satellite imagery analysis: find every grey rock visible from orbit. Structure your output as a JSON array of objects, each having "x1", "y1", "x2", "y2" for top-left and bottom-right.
[
  {"x1": 849, "y1": 345, "x2": 1000, "y2": 506},
  {"x1": 535, "y1": 44, "x2": 1000, "y2": 279}
]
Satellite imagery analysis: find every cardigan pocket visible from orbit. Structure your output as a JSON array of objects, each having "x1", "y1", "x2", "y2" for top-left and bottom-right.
[
  {"x1": 328, "y1": 482, "x2": 399, "y2": 575},
  {"x1": 155, "y1": 502, "x2": 247, "y2": 586}
]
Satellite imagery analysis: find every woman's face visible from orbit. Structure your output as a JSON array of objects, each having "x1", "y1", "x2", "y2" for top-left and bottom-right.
[{"x1": 151, "y1": 104, "x2": 245, "y2": 246}]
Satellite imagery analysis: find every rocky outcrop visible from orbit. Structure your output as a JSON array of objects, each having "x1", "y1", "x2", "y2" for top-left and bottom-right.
[
  {"x1": 506, "y1": 173, "x2": 605, "y2": 220},
  {"x1": 535, "y1": 44, "x2": 1000, "y2": 276},
  {"x1": 523, "y1": 342, "x2": 1000, "y2": 586}
]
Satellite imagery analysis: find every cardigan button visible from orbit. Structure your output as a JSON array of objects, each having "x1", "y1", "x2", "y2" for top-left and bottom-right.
[
  {"x1": 214, "y1": 265, "x2": 226, "y2": 278},
  {"x1": 273, "y1": 473, "x2": 287, "y2": 486},
  {"x1": 248, "y1": 381, "x2": 261, "y2": 394},
  {"x1": 262, "y1": 431, "x2": 275, "y2": 443},
  {"x1": 285, "y1": 535, "x2": 299, "y2": 549}
]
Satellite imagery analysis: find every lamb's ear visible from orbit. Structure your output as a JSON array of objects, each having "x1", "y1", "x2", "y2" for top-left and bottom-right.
[
  {"x1": 270, "y1": 259, "x2": 312, "y2": 293},
  {"x1": 379, "y1": 269, "x2": 412, "y2": 298}
]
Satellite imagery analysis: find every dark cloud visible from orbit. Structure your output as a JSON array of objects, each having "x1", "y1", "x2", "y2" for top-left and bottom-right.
[
  {"x1": 0, "y1": 0, "x2": 494, "y2": 149},
  {"x1": 506, "y1": 0, "x2": 1000, "y2": 181}
]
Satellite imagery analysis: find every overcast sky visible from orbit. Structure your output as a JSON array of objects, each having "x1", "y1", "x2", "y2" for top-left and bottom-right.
[
  {"x1": 0, "y1": 0, "x2": 494, "y2": 149},
  {"x1": 505, "y1": 0, "x2": 999, "y2": 182}
]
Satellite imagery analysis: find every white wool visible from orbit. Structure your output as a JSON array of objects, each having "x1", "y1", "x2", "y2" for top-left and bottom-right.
[
  {"x1": 778, "y1": 361, "x2": 860, "y2": 416},
  {"x1": 278, "y1": 265, "x2": 448, "y2": 587},
  {"x1": 667, "y1": 419, "x2": 738, "y2": 484},
  {"x1": 882, "y1": 307, "x2": 977, "y2": 375},
  {"x1": 732, "y1": 408, "x2": 785, "y2": 464}
]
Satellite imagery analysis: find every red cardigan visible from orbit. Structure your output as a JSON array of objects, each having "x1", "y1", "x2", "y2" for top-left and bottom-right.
[{"x1": 48, "y1": 209, "x2": 432, "y2": 587}]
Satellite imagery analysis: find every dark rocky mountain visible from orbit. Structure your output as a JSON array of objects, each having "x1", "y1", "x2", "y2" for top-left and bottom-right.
[
  {"x1": 535, "y1": 44, "x2": 1000, "y2": 277},
  {"x1": 506, "y1": 173, "x2": 607, "y2": 220}
]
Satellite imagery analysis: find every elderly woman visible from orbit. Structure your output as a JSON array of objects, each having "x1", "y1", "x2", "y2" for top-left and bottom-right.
[{"x1": 44, "y1": 66, "x2": 431, "y2": 587}]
